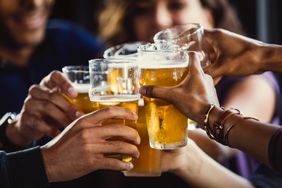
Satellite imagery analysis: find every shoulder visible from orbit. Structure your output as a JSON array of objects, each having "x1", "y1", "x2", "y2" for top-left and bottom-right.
[{"x1": 44, "y1": 19, "x2": 104, "y2": 56}]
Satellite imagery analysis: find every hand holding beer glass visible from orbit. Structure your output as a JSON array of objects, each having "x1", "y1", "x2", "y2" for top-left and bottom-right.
[
  {"x1": 103, "y1": 43, "x2": 162, "y2": 176},
  {"x1": 62, "y1": 66, "x2": 93, "y2": 113},
  {"x1": 138, "y1": 43, "x2": 189, "y2": 150},
  {"x1": 153, "y1": 23, "x2": 208, "y2": 67},
  {"x1": 88, "y1": 58, "x2": 139, "y2": 164}
]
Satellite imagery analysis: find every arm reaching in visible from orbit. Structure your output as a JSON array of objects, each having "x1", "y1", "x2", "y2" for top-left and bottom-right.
[{"x1": 203, "y1": 29, "x2": 282, "y2": 78}]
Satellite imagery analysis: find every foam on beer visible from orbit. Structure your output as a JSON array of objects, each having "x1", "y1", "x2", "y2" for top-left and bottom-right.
[
  {"x1": 138, "y1": 58, "x2": 188, "y2": 69},
  {"x1": 90, "y1": 95, "x2": 139, "y2": 103},
  {"x1": 108, "y1": 62, "x2": 137, "y2": 69},
  {"x1": 73, "y1": 83, "x2": 89, "y2": 93}
]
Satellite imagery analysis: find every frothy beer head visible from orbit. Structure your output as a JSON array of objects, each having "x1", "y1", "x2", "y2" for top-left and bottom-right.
[
  {"x1": 72, "y1": 83, "x2": 89, "y2": 93},
  {"x1": 138, "y1": 43, "x2": 189, "y2": 69}
]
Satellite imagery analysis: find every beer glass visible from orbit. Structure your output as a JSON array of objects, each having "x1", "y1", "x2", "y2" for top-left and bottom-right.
[
  {"x1": 62, "y1": 66, "x2": 93, "y2": 113},
  {"x1": 103, "y1": 41, "x2": 144, "y2": 59},
  {"x1": 89, "y1": 58, "x2": 139, "y2": 163},
  {"x1": 138, "y1": 43, "x2": 189, "y2": 150},
  {"x1": 153, "y1": 23, "x2": 208, "y2": 67},
  {"x1": 103, "y1": 43, "x2": 162, "y2": 177}
]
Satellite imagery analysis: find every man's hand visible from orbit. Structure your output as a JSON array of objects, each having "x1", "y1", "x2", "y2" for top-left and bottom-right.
[{"x1": 41, "y1": 106, "x2": 140, "y2": 182}]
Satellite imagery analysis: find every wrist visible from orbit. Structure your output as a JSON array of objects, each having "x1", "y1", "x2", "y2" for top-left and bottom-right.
[
  {"x1": 6, "y1": 120, "x2": 32, "y2": 147},
  {"x1": 41, "y1": 146, "x2": 55, "y2": 182},
  {"x1": 259, "y1": 43, "x2": 282, "y2": 72}
]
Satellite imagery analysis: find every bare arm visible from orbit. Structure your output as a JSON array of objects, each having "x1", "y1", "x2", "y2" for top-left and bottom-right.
[
  {"x1": 204, "y1": 29, "x2": 282, "y2": 78},
  {"x1": 162, "y1": 140, "x2": 254, "y2": 188}
]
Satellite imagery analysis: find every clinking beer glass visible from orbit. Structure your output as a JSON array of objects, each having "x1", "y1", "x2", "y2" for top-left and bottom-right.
[
  {"x1": 88, "y1": 58, "x2": 139, "y2": 164},
  {"x1": 62, "y1": 65, "x2": 93, "y2": 113},
  {"x1": 138, "y1": 43, "x2": 189, "y2": 150},
  {"x1": 103, "y1": 43, "x2": 162, "y2": 177}
]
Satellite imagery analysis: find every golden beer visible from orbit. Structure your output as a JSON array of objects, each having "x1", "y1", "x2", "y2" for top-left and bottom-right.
[
  {"x1": 124, "y1": 104, "x2": 161, "y2": 176},
  {"x1": 107, "y1": 62, "x2": 139, "y2": 95},
  {"x1": 140, "y1": 62, "x2": 189, "y2": 150},
  {"x1": 91, "y1": 95, "x2": 139, "y2": 162},
  {"x1": 64, "y1": 83, "x2": 94, "y2": 113}
]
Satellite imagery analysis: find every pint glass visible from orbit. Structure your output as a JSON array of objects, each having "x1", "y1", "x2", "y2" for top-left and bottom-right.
[
  {"x1": 103, "y1": 43, "x2": 162, "y2": 176},
  {"x1": 153, "y1": 23, "x2": 208, "y2": 67},
  {"x1": 89, "y1": 58, "x2": 139, "y2": 163},
  {"x1": 62, "y1": 66, "x2": 93, "y2": 113},
  {"x1": 138, "y1": 43, "x2": 189, "y2": 150}
]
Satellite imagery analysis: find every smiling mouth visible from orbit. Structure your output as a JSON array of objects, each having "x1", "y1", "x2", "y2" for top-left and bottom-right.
[{"x1": 16, "y1": 13, "x2": 48, "y2": 30}]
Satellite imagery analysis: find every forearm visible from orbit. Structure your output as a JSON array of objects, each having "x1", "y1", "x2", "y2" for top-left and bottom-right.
[
  {"x1": 260, "y1": 44, "x2": 282, "y2": 73},
  {"x1": 209, "y1": 106, "x2": 280, "y2": 166},
  {"x1": 175, "y1": 141, "x2": 253, "y2": 188}
]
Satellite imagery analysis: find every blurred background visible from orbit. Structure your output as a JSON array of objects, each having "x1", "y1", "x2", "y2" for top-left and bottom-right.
[
  {"x1": 50, "y1": 0, "x2": 282, "y2": 43},
  {"x1": 50, "y1": 0, "x2": 282, "y2": 92}
]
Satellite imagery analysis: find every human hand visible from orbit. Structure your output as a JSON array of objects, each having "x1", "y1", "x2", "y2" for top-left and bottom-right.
[
  {"x1": 161, "y1": 138, "x2": 204, "y2": 179},
  {"x1": 140, "y1": 52, "x2": 218, "y2": 126},
  {"x1": 203, "y1": 29, "x2": 265, "y2": 79},
  {"x1": 6, "y1": 71, "x2": 82, "y2": 146},
  {"x1": 41, "y1": 106, "x2": 140, "y2": 182}
]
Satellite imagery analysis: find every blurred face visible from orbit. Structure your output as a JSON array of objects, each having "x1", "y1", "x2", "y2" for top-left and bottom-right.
[
  {"x1": 132, "y1": 0, "x2": 214, "y2": 42},
  {"x1": 0, "y1": 0, "x2": 54, "y2": 48}
]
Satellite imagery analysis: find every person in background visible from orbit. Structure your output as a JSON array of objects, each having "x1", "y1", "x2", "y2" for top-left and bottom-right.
[
  {"x1": 99, "y1": 0, "x2": 280, "y2": 179},
  {"x1": 0, "y1": 0, "x2": 103, "y2": 151},
  {"x1": 0, "y1": 71, "x2": 141, "y2": 188}
]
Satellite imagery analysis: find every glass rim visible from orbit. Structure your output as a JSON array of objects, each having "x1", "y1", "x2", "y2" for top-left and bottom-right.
[
  {"x1": 89, "y1": 58, "x2": 137, "y2": 65},
  {"x1": 103, "y1": 41, "x2": 145, "y2": 59},
  {"x1": 62, "y1": 65, "x2": 89, "y2": 73},
  {"x1": 137, "y1": 43, "x2": 188, "y2": 53},
  {"x1": 153, "y1": 23, "x2": 203, "y2": 43}
]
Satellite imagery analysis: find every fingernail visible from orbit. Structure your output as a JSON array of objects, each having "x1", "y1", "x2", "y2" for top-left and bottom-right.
[
  {"x1": 68, "y1": 87, "x2": 77, "y2": 97},
  {"x1": 75, "y1": 111, "x2": 84, "y2": 118},
  {"x1": 126, "y1": 163, "x2": 134, "y2": 170},
  {"x1": 131, "y1": 112, "x2": 138, "y2": 120}
]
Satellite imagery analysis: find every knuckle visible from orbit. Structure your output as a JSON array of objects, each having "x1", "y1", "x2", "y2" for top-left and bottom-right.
[
  {"x1": 28, "y1": 85, "x2": 39, "y2": 94},
  {"x1": 48, "y1": 91, "x2": 59, "y2": 102},
  {"x1": 50, "y1": 70, "x2": 60, "y2": 80},
  {"x1": 79, "y1": 130, "x2": 90, "y2": 142}
]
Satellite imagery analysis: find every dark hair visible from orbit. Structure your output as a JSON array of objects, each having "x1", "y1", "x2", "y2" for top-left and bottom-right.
[
  {"x1": 200, "y1": 0, "x2": 244, "y2": 34},
  {"x1": 99, "y1": 0, "x2": 244, "y2": 46}
]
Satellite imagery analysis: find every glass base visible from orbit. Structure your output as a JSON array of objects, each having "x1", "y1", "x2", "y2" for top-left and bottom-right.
[
  {"x1": 149, "y1": 139, "x2": 187, "y2": 150},
  {"x1": 123, "y1": 171, "x2": 161, "y2": 177}
]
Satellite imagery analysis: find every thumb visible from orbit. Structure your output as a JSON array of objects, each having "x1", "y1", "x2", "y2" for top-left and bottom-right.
[
  {"x1": 139, "y1": 85, "x2": 170, "y2": 101},
  {"x1": 188, "y1": 51, "x2": 204, "y2": 76}
]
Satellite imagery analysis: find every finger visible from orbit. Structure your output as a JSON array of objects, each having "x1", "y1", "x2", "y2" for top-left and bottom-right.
[
  {"x1": 98, "y1": 158, "x2": 134, "y2": 171},
  {"x1": 40, "y1": 71, "x2": 77, "y2": 98},
  {"x1": 29, "y1": 86, "x2": 79, "y2": 120},
  {"x1": 22, "y1": 113, "x2": 61, "y2": 138},
  {"x1": 24, "y1": 97, "x2": 71, "y2": 128},
  {"x1": 94, "y1": 124, "x2": 141, "y2": 145},
  {"x1": 139, "y1": 85, "x2": 170, "y2": 101},
  {"x1": 188, "y1": 51, "x2": 205, "y2": 76},
  {"x1": 79, "y1": 106, "x2": 138, "y2": 126},
  {"x1": 94, "y1": 141, "x2": 139, "y2": 159}
]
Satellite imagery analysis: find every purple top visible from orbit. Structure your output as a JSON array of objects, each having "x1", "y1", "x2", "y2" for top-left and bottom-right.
[{"x1": 215, "y1": 72, "x2": 281, "y2": 178}]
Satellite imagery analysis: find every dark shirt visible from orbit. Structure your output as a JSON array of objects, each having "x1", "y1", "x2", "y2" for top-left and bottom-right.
[
  {"x1": 0, "y1": 147, "x2": 48, "y2": 188},
  {"x1": 268, "y1": 128, "x2": 282, "y2": 172},
  {"x1": 249, "y1": 164, "x2": 282, "y2": 188},
  {"x1": 0, "y1": 19, "x2": 103, "y2": 117}
]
